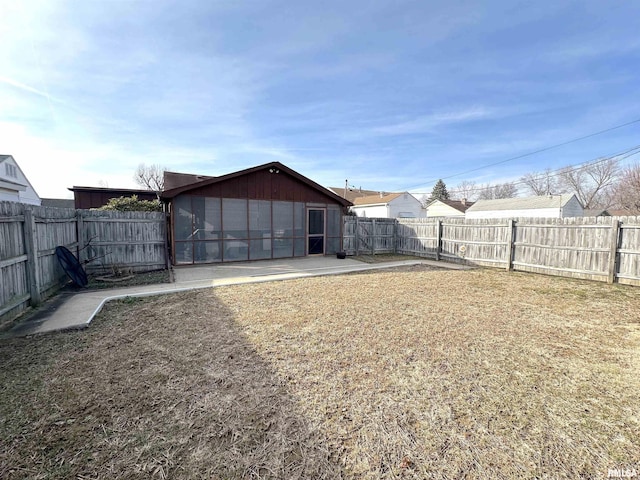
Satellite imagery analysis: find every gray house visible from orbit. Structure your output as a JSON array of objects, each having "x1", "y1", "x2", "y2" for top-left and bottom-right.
[{"x1": 465, "y1": 194, "x2": 584, "y2": 219}]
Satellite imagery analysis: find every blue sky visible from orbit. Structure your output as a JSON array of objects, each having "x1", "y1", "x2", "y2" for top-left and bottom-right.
[{"x1": 1, "y1": 0, "x2": 640, "y2": 199}]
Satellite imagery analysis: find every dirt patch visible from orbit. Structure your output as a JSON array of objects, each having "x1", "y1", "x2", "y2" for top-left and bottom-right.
[
  {"x1": 351, "y1": 254, "x2": 426, "y2": 263},
  {"x1": 1, "y1": 267, "x2": 639, "y2": 479},
  {"x1": 83, "y1": 269, "x2": 171, "y2": 290}
]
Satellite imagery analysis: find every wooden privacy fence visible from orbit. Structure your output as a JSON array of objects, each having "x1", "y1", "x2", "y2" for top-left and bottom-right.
[
  {"x1": 345, "y1": 216, "x2": 640, "y2": 286},
  {"x1": 0, "y1": 202, "x2": 166, "y2": 326},
  {"x1": 78, "y1": 210, "x2": 167, "y2": 275},
  {"x1": 343, "y1": 217, "x2": 397, "y2": 255}
]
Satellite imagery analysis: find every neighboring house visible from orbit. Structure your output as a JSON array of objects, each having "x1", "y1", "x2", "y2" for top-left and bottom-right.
[
  {"x1": 68, "y1": 186, "x2": 158, "y2": 209},
  {"x1": 161, "y1": 161, "x2": 352, "y2": 265},
  {"x1": 465, "y1": 194, "x2": 584, "y2": 219},
  {"x1": 0, "y1": 155, "x2": 41, "y2": 205},
  {"x1": 583, "y1": 208, "x2": 611, "y2": 217},
  {"x1": 426, "y1": 199, "x2": 474, "y2": 218},
  {"x1": 328, "y1": 186, "x2": 382, "y2": 203},
  {"x1": 350, "y1": 192, "x2": 425, "y2": 218},
  {"x1": 608, "y1": 208, "x2": 640, "y2": 216}
]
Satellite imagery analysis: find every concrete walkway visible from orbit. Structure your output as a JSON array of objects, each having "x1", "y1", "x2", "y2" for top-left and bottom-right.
[{"x1": 2, "y1": 256, "x2": 468, "y2": 338}]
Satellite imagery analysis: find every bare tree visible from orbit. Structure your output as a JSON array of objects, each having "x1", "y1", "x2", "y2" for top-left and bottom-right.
[
  {"x1": 477, "y1": 182, "x2": 518, "y2": 200},
  {"x1": 611, "y1": 163, "x2": 640, "y2": 213},
  {"x1": 453, "y1": 180, "x2": 478, "y2": 201},
  {"x1": 520, "y1": 168, "x2": 564, "y2": 196},
  {"x1": 494, "y1": 182, "x2": 518, "y2": 199},
  {"x1": 557, "y1": 158, "x2": 620, "y2": 208},
  {"x1": 134, "y1": 163, "x2": 166, "y2": 197}
]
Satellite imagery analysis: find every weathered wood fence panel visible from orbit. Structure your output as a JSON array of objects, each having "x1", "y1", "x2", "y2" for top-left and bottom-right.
[
  {"x1": 34, "y1": 206, "x2": 78, "y2": 296},
  {"x1": 345, "y1": 215, "x2": 640, "y2": 285},
  {"x1": 0, "y1": 202, "x2": 167, "y2": 327},
  {"x1": 441, "y1": 218, "x2": 511, "y2": 268},
  {"x1": 343, "y1": 217, "x2": 396, "y2": 255},
  {"x1": 80, "y1": 210, "x2": 166, "y2": 274},
  {"x1": 396, "y1": 219, "x2": 439, "y2": 258},
  {"x1": 512, "y1": 217, "x2": 613, "y2": 282},
  {"x1": 0, "y1": 202, "x2": 30, "y2": 322},
  {"x1": 617, "y1": 217, "x2": 640, "y2": 286}
]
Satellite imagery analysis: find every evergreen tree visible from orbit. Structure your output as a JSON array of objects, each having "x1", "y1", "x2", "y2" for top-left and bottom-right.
[{"x1": 430, "y1": 179, "x2": 450, "y2": 201}]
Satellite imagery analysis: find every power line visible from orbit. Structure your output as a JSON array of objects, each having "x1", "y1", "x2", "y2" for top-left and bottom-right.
[
  {"x1": 402, "y1": 117, "x2": 640, "y2": 191},
  {"x1": 411, "y1": 144, "x2": 640, "y2": 197}
]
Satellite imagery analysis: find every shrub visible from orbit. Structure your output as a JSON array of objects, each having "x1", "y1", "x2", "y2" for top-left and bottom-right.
[{"x1": 98, "y1": 195, "x2": 163, "y2": 212}]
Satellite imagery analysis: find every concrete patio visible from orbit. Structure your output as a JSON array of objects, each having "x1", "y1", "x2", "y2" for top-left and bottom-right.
[{"x1": 2, "y1": 256, "x2": 468, "y2": 337}]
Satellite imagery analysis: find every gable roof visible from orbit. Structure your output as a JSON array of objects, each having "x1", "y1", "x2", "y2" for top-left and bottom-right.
[
  {"x1": 328, "y1": 186, "x2": 382, "y2": 203},
  {"x1": 352, "y1": 193, "x2": 403, "y2": 206},
  {"x1": 583, "y1": 208, "x2": 611, "y2": 217},
  {"x1": 466, "y1": 194, "x2": 579, "y2": 212},
  {"x1": 608, "y1": 208, "x2": 640, "y2": 216},
  {"x1": 41, "y1": 198, "x2": 76, "y2": 209},
  {"x1": 68, "y1": 186, "x2": 157, "y2": 196},
  {"x1": 0, "y1": 154, "x2": 28, "y2": 188},
  {"x1": 427, "y1": 198, "x2": 475, "y2": 213},
  {"x1": 164, "y1": 171, "x2": 215, "y2": 191},
  {"x1": 161, "y1": 161, "x2": 352, "y2": 207},
  {"x1": 0, "y1": 154, "x2": 41, "y2": 202}
]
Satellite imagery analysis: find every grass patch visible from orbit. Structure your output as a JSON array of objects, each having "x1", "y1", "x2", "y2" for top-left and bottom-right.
[{"x1": 1, "y1": 268, "x2": 639, "y2": 478}]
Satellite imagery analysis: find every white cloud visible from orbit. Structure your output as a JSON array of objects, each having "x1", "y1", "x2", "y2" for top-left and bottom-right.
[{"x1": 372, "y1": 107, "x2": 493, "y2": 136}]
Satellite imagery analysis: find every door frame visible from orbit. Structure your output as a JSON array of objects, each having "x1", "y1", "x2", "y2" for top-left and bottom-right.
[{"x1": 307, "y1": 207, "x2": 326, "y2": 255}]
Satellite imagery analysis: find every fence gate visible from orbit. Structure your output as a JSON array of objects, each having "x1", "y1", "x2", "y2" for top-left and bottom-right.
[{"x1": 342, "y1": 217, "x2": 396, "y2": 256}]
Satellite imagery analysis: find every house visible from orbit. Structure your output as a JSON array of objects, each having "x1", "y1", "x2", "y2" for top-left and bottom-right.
[
  {"x1": 465, "y1": 194, "x2": 584, "y2": 219},
  {"x1": 68, "y1": 186, "x2": 158, "y2": 209},
  {"x1": 0, "y1": 155, "x2": 41, "y2": 205},
  {"x1": 608, "y1": 209, "x2": 640, "y2": 216},
  {"x1": 426, "y1": 199, "x2": 474, "y2": 218},
  {"x1": 41, "y1": 198, "x2": 75, "y2": 209},
  {"x1": 583, "y1": 208, "x2": 611, "y2": 217},
  {"x1": 328, "y1": 186, "x2": 382, "y2": 203},
  {"x1": 160, "y1": 162, "x2": 352, "y2": 265},
  {"x1": 350, "y1": 192, "x2": 425, "y2": 218}
]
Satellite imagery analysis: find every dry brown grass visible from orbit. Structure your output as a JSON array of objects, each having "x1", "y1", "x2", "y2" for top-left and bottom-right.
[
  {"x1": 1, "y1": 266, "x2": 639, "y2": 479},
  {"x1": 351, "y1": 254, "x2": 427, "y2": 264}
]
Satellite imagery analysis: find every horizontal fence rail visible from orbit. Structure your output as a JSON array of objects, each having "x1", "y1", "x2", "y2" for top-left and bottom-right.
[
  {"x1": 345, "y1": 215, "x2": 640, "y2": 286},
  {"x1": 0, "y1": 202, "x2": 167, "y2": 327}
]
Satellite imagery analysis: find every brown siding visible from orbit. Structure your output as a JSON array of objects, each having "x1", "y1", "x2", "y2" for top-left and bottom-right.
[
  {"x1": 185, "y1": 170, "x2": 343, "y2": 206},
  {"x1": 73, "y1": 190, "x2": 157, "y2": 209}
]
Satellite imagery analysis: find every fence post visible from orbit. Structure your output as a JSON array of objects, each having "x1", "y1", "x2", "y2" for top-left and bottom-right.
[
  {"x1": 371, "y1": 218, "x2": 376, "y2": 255},
  {"x1": 355, "y1": 216, "x2": 360, "y2": 256},
  {"x1": 393, "y1": 219, "x2": 398, "y2": 254},
  {"x1": 607, "y1": 219, "x2": 620, "y2": 284},
  {"x1": 23, "y1": 207, "x2": 42, "y2": 306},
  {"x1": 505, "y1": 219, "x2": 515, "y2": 271},
  {"x1": 435, "y1": 219, "x2": 442, "y2": 261},
  {"x1": 76, "y1": 210, "x2": 86, "y2": 265}
]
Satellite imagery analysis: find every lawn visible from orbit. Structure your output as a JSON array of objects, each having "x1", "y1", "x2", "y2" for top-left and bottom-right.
[{"x1": 1, "y1": 266, "x2": 639, "y2": 479}]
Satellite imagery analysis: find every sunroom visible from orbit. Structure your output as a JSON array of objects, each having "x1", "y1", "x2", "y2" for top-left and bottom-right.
[{"x1": 161, "y1": 162, "x2": 351, "y2": 265}]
